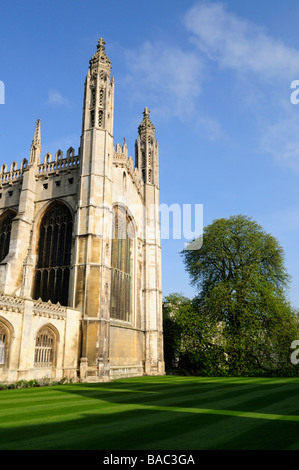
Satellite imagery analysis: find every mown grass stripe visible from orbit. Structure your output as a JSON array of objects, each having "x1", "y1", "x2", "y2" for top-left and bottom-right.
[
  {"x1": 1, "y1": 376, "x2": 299, "y2": 450},
  {"x1": 1, "y1": 400, "x2": 298, "y2": 429},
  {"x1": 0, "y1": 383, "x2": 272, "y2": 424}
]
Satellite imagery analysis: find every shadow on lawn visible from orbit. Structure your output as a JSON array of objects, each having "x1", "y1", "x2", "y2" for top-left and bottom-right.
[
  {"x1": 1, "y1": 378, "x2": 299, "y2": 450},
  {"x1": 58, "y1": 377, "x2": 299, "y2": 416}
]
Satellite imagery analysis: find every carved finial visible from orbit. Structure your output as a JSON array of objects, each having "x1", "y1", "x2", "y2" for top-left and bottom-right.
[
  {"x1": 138, "y1": 107, "x2": 155, "y2": 135},
  {"x1": 97, "y1": 38, "x2": 106, "y2": 50},
  {"x1": 90, "y1": 37, "x2": 111, "y2": 71}
]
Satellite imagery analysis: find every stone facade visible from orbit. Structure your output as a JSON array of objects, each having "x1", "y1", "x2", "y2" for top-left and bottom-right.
[{"x1": 0, "y1": 39, "x2": 164, "y2": 383}]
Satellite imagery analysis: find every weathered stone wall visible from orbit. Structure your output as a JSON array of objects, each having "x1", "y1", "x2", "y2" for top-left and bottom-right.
[{"x1": 0, "y1": 293, "x2": 81, "y2": 383}]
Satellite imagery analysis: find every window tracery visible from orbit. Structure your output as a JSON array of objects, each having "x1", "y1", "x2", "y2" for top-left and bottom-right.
[
  {"x1": 110, "y1": 206, "x2": 134, "y2": 322},
  {"x1": 34, "y1": 326, "x2": 55, "y2": 367},
  {"x1": 33, "y1": 203, "x2": 73, "y2": 306}
]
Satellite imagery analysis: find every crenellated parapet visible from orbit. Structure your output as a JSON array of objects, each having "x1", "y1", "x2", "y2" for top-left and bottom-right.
[
  {"x1": 0, "y1": 119, "x2": 80, "y2": 188},
  {"x1": 0, "y1": 148, "x2": 80, "y2": 186},
  {"x1": 113, "y1": 139, "x2": 143, "y2": 197},
  {"x1": 0, "y1": 159, "x2": 28, "y2": 185},
  {"x1": 37, "y1": 147, "x2": 80, "y2": 176}
]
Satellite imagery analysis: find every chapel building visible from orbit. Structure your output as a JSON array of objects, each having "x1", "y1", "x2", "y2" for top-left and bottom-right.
[{"x1": 0, "y1": 39, "x2": 164, "y2": 383}]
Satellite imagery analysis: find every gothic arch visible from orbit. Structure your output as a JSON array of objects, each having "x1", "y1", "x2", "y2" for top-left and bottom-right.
[
  {"x1": 34, "y1": 323, "x2": 59, "y2": 368},
  {"x1": 112, "y1": 202, "x2": 137, "y2": 236},
  {"x1": 0, "y1": 316, "x2": 14, "y2": 368},
  {"x1": 32, "y1": 200, "x2": 73, "y2": 306},
  {"x1": 0, "y1": 209, "x2": 17, "y2": 263},
  {"x1": 110, "y1": 204, "x2": 135, "y2": 322},
  {"x1": 34, "y1": 199, "x2": 74, "y2": 234}
]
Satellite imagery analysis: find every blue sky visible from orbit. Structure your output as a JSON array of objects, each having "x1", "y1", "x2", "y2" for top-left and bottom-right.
[{"x1": 1, "y1": 0, "x2": 299, "y2": 307}]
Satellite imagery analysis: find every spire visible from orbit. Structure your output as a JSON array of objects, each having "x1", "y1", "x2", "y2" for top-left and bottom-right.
[
  {"x1": 82, "y1": 39, "x2": 114, "y2": 134},
  {"x1": 138, "y1": 107, "x2": 155, "y2": 135},
  {"x1": 89, "y1": 37, "x2": 112, "y2": 73},
  {"x1": 33, "y1": 119, "x2": 41, "y2": 146},
  {"x1": 136, "y1": 108, "x2": 158, "y2": 185},
  {"x1": 30, "y1": 119, "x2": 41, "y2": 165}
]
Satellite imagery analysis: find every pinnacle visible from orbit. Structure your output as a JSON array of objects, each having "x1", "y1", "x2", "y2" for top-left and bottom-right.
[
  {"x1": 33, "y1": 119, "x2": 41, "y2": 145},
  {"x1": 139, "y1": 107, "x2": 155, "y2": 135},
  {"x1": 89, "y1": 37, "x2": 111, "y2": 70},
  {"x1": 29, "y1": 119, "x2": 41, "y2": 165}
]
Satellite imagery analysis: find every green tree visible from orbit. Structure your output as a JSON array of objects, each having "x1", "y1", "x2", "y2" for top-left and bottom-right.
[
  {"x1": 163, "y1": 293, "x2": 226, "y2": 375},
  {"x1": 163, "y1": 293, "x2": 184, "y2": 370},
  {"x1": 181, "y1": 215, "x2": 299, "y2": 375}
]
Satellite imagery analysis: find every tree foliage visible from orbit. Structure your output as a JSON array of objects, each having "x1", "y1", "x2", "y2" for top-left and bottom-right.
[
  {"x1": 172, "y1": 215, "x2": 299, "y2": 376},
  {"x1": 163, "y1": 293, "x2": 226, "y2": 375}
]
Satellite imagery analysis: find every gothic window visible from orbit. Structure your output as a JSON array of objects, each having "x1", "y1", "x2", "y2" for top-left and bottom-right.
[
  {"x1": 33, "y1": 202, "x2": 73, "y2": 306},
  {"x1": 91, "y1": 88, "x2": 96, "y2": 108},
  {"x1": 98, "y1": 109, "x2": 104, "y2": 128},
  {"x1": 0, "y1": 210, "x2": 16, "y2": 263},
  {"x1": 99, "y1": 89, "x2": 104, "y2": 107},
  {"x1": 110, "y1": 206, "x2": 134, "y2": 322},
  {"x1": 90, "y1": 110, "x2": 95, "y2": 128},
  {"x1": 0, "y1": 319, "x2": 12, "y2": 368},
  {"x1": 34, "y1": 326, "x2": 56, "y2": 367},
  {"x1": 0, "y1": 331, "x2": 6, "y2": 365}
]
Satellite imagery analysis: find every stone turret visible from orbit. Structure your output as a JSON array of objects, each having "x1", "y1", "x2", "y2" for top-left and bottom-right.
[
  {"x1": 136, "y1": 108, "x2": 159, "y2": 187},
  {"x1": 136, "y1": 109, "x2": 164, "y2": 376},
  {"x1": 75, "y1": 38, "x2": 115, "y2": 382},
  {"x1": 82, "y1": 38, "x2": 114, "y2": 136}
]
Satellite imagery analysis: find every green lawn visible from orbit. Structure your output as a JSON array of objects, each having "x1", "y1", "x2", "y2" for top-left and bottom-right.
[{"x1": 1, "y1": 375, "x2": 299, "y2": 450}]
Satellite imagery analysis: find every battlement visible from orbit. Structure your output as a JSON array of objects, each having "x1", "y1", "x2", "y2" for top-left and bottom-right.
[
  {"x1": 0, "y1": 147, "x2": 80, "y2": 187},
  {"x1": 113, "y1": 140, "x2": 143, "y2": 196},
  {"x1": 37, "y1": 147, "x2": 80, "y2": 176},
  {"x1": 0, "y1": 159, "x2": 28, "y2": 184}
]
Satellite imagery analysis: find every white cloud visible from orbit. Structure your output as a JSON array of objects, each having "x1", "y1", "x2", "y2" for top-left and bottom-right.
[
  {"x1": 260, "y1": 113, "x2": 299, "y2": 173},
  {"x1": 124, "y1": 41, "x2": 204, "y2": 119},
  {"x1": 182, "y1": 2, "x2": 299, "y2": 172},
  {"x1": 47, "y1": 90, "x2": 70, "y2": 107},
  {"x1": 195, "y1": 115, "x2": 227, "y2": 141},
  {"x1": 184, "y1": 2, "x2": 299, "y2": 80}
]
